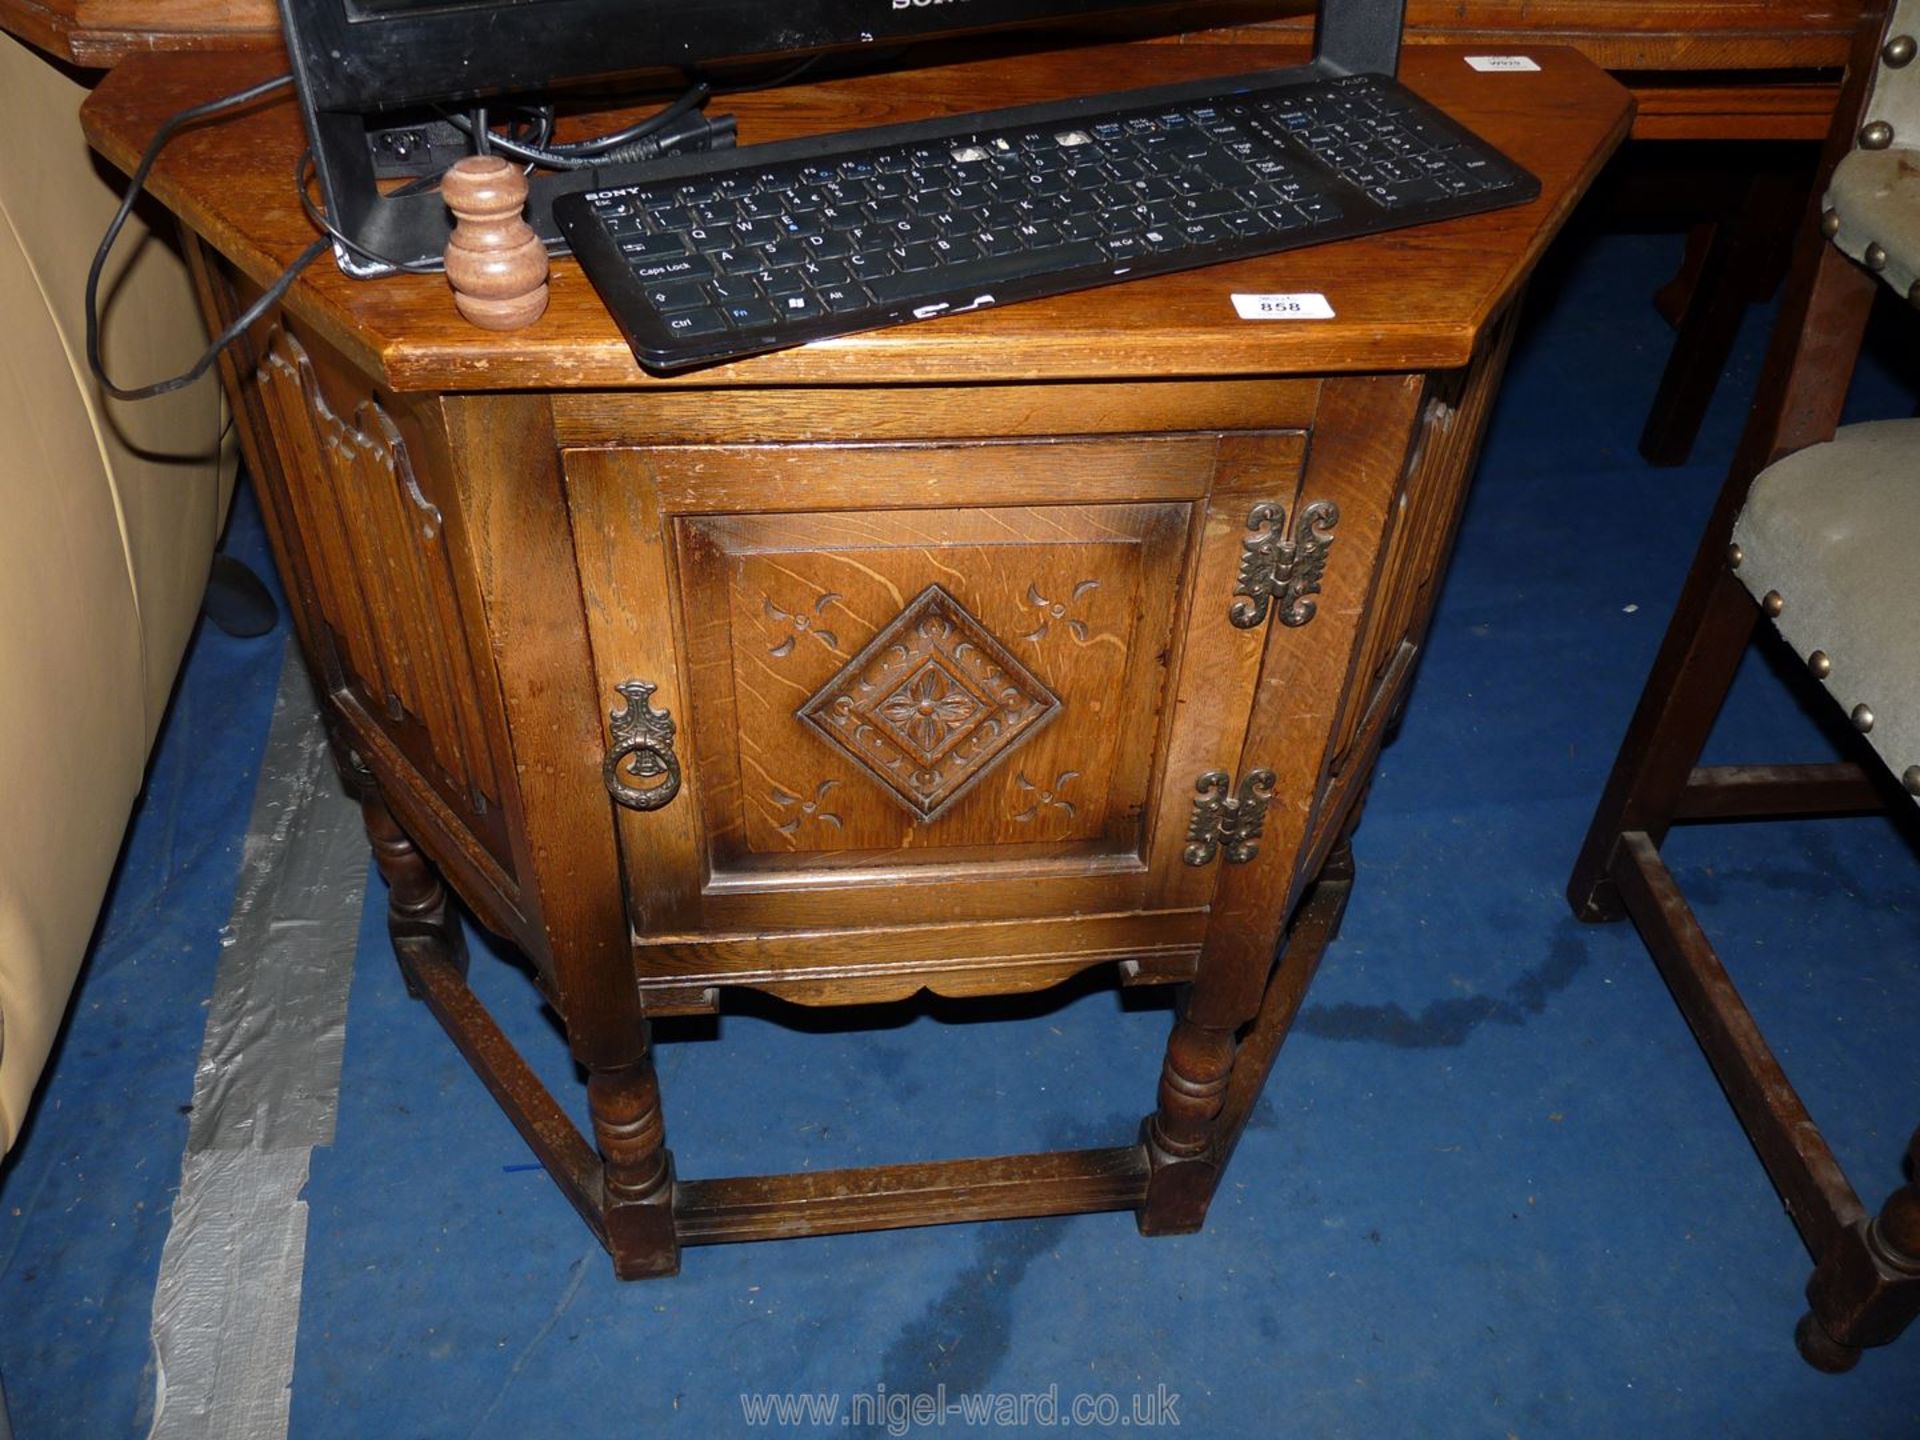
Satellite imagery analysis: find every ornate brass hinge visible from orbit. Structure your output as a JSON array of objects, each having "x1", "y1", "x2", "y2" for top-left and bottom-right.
[
  {"x1": 1183, "y1": 768, "x2": 1278, "y2": 866},
  {"x1": 1229, "y1": 499, "x2": 1340, "y2": 629},
  {"x1": 603, "y1": 680, "x2": 683, "y2": 812}
]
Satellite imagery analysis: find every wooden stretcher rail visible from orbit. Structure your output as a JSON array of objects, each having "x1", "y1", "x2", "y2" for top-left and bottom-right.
[{"x1": 674, "y1": 1148, "x2": 1153, "y2": 1244}]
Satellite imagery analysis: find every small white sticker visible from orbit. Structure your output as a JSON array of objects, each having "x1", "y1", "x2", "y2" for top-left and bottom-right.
[
  {"x1": 1232, "y1": 292, "x2": 1335, "y2": 321},
  {"x1": 1466, "y1": 55, "x2": 1541, "y2": 72}
]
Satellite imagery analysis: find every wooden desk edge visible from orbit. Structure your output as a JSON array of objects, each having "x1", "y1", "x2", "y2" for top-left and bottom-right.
[{"x1": 83, "y1": 42, "x2": 1631, "y2": 393}]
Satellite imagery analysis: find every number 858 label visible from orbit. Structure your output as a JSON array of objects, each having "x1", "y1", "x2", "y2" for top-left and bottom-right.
[{"x1": 1232, "y1": 292, "x2": 1336, "y2": 320}]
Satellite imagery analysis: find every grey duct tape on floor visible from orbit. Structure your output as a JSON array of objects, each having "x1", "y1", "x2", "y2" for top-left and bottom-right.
[{"x1": 147, "y1": 651, "x2": 367, "y2": 1440}]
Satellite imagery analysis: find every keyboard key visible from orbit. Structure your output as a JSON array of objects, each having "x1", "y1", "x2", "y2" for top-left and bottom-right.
[
  {"x1": 818, "y1": 284, "x2": 870, "y2": 314},
  {"x1": 647, "y1": 279, "x2": 710, "y2": 312},
  {"x1": 663, "y1": 310, "x2": 729, "y2": 338},
  {"x1": 684, "y1": 224, "x2": 735, "y2": 251},
  {"x1": 845, "y1": 251, "x2": 897, "y2": 280},
  {"x1": 802, "y1": 231, "x2": 853, "y2": 260},
  {"x1": 1176, "y1": 190, "x2": 1244, "y2": 219},
  {"x1": 618, "y1": 232, "x2": 690, "y2": 261},
  {"x1": 860, "y1": 239, "x2": 1105, "y2": 306},
  {"x1": 629, "y1": 255, "x2": 710, "y2": 284},
  {"x1": 756, "y1": 241, "x2": 808, "y2": 269},
  {"x1": 801, "y1": 258, "x2": 851, "y2": 287},
  {"x1": 773, "y1": 292, "x2": 825, "y2": 321},
  {"x1": 719, "y1": 296, "x2": 778, "y2": 328}
]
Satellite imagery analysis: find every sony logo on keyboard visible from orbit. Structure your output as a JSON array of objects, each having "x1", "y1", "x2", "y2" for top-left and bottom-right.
[{"x1": 891, "y1": 0, "x2": 971, "y2": 7}]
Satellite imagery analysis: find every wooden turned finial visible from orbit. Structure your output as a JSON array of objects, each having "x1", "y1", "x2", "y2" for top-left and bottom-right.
[{"x1": 441, "y1": 155, "x2": 549, "y2": 330}]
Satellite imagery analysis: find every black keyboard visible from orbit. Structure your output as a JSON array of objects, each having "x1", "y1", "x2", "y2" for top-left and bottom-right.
[{"x1": 553, "y1": 70, "x2": 1539, "y2": 374}]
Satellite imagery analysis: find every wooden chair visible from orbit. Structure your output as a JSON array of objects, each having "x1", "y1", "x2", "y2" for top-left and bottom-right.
[{"x1": 1567, "y1": 0, "x2": 1920, "y2": 1373}]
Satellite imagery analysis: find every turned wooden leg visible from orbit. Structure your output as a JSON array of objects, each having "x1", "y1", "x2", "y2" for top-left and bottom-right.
[
  {"x1": 588, "y1": 1056, "x2": 681, "y2": 1278},
  {"x1": 359, "y1": 782, "x2": 468, "y2": 997},
  {"x1": 1139, "y1": 818, "x2": 1365, "y2": 1237},
  {"x1": 1798, "y1": 1128, "x2": 1920, "y2": 1372},
  {"x1": 1138, "y1": 1005, "x2": 1236, "y2": 1235},
  {"x1": 1207, "y1": 844, "x2": 1357, "y2": 1179}
]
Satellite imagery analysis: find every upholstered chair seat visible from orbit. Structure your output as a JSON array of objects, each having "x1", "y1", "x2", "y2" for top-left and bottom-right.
[{"x1": 1731, "y1": 417, "x2": 1920, "y2": 806}]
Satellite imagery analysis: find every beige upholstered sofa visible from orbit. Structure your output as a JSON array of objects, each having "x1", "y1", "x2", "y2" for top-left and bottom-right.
[{"x1": 0, "y1": 30, "x2": 234, "y2": 1154}]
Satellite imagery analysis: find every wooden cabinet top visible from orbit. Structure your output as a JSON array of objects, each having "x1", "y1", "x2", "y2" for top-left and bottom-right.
[
  {"x1": 83, "y1": 42, "x2": 1630, "y2": 392},
  {"x1": 8, "y1": 0, "x2": 1858, "y2": 71}
]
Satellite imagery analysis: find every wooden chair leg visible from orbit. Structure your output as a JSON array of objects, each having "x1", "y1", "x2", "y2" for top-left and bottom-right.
[
  {"x1": 1799, "y1": 1129, "x2": 1920, "y2": 1372},
  {"x1": 1640, "y1": 160, "x2": 1807, "y2": 467},
  {"x1": 1568, "y1": 564, "x2": 1759, "y2": 921}
]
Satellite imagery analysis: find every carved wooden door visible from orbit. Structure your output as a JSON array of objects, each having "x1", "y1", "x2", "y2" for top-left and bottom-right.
[{"x1": 565, "y1": 429, "x2": 1308, "y2": 1001}]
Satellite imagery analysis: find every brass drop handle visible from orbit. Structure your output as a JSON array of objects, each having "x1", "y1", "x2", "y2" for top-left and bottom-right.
[{"x1": 603, "y1": 680, "x2": 683, "y2": 812}]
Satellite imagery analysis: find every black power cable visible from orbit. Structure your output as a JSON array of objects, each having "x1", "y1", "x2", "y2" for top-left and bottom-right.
[
  {"x1": 90, "y1": 67, "x2": 750, "y2": 402},
  {"x1": 442, "y1": 81, "x2": 714, "y2": 170},
  {"x1": 84, "y1": 73, "x2": 330, "y2": 403},
  {"x1": 295, "y1": 151, "x2": 446, "y2": 276}
]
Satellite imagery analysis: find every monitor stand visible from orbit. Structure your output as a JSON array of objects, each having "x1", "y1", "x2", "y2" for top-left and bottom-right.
[{"x1": 290, "y1": 0, "x2": 1407, "y2": 278}]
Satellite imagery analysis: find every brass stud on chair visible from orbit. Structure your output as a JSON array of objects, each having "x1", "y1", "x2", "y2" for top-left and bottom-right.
[
  {"x1": 1821, "y1": 209, "x2": 1843, "y2": 239},
  {"x1": 1859, "y1": 120, "x2": 1894, "y2": 150},
  {"x1": 1865, "y1": 242, "x2": 1889, "y2": 272},
  {"x1": 1904, "y1": 765, "x2": 1920, "y2": 796},
  {"x1": 1808, "y1": 649, "x2": 1832, "y2": 679},
  {"x1": 1727, "y1": 542, "x2": 1744, "y2": 569},
  {"x1": 1851, "y1": 703, "x2": 1875, "y2": 733},
  {"x1": 1886, "y1": 33, "x2": 1917, "y2": 67},
  {"x1": 1762, "y1": 589, "x2": 1785, "y2": 617}
]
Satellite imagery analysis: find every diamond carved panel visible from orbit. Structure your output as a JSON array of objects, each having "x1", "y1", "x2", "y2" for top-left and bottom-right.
[{"x1": 797, "y1": 585, "x2": 1061, "y2": 821}]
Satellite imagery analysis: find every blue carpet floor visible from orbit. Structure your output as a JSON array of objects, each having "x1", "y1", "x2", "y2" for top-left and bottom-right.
[{"x1": 3, "y1": 209, "x2": 1918, "y2": 1437}]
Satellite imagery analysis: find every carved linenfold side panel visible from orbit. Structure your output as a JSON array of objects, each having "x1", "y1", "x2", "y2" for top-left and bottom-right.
[
  {"x1": 254, "y1": 328, "x2": 501, "y2": 822},
  {"x1": 797, "y1": 585, "x2": 1062, "y2": 822},
  {"x1": 1326, "y1": 304, "x2": 1523, "y2": 784}
]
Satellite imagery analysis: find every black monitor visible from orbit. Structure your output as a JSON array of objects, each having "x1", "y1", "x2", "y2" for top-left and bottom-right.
[{"x1": 281, "y1": 0, "x2": 1405, "y2": 274}]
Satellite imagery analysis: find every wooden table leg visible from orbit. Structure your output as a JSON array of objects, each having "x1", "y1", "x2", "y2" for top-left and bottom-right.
[
  {"x1": 1138, "y1": 1002, "x2": 1238, "y2": 1234},
  {"x1": 359, "y1": 770, "x2": 683, "y2": 1276},
  {"x1": 360, "y1": 779, "x2": 470, "y2": 997},
  {"x1": 1138, "y1": 842, "x2": 1359, "y2": 1235},
  {"x1": 589, "y1": 1058, "x2": 681, "y2": 1278}
]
